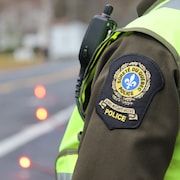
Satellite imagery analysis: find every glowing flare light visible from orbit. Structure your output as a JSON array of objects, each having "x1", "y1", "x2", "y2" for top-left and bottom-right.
[
  {"x1": 19, "y1": 156, "x2": 31, "y2": 169},
  {"x1": 36, "y1": 107, "x2": 48, "y2": 121},
  {"x1": 34, "y1": 85, "x2": 46, "y2": 99}
]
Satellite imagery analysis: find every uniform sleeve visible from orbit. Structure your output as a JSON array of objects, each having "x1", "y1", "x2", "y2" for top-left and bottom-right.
[{"x1": 72, "y1": 32, "x2": 180, "y2": 180}]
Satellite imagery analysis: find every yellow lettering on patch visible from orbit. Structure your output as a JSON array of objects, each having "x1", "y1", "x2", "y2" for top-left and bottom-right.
[{"x1": 104, "y1": 108, "x2": 126, "y2": 122}]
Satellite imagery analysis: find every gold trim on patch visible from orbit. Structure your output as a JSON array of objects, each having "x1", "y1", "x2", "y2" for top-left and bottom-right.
[
  {"x1": 99, "y1": 98, "x2": 138, "y2": 121},
  {"x1": 112, "y1": 62, "x2": 151, "y2": 105}
]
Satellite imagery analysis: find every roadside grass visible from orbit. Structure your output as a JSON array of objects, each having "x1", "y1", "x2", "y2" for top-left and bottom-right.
[{"x1": 0, "y1": 53, "x2": 45, "y2": 70}]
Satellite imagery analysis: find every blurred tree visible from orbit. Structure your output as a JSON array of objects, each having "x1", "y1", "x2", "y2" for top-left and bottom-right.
[
  {"x1": 52, "y1": 0, "x2": 141, "y2": 26},
  {"x1": 53, "y1": 0, "x2": 67, "y2": 18}
]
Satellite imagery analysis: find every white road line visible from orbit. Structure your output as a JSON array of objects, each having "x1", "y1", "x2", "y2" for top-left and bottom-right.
[{"x1": 0, "y1": 105, "x2": 75, "y2": 158}]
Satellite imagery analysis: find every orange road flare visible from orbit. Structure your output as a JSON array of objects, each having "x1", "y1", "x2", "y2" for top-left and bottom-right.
[
  {"x1": 34, "y1": 85, "x2": 46, "y2": 99},
  {"x1": 36, "y1": 107, "x2": 48, "y2": 121},
  {"x1": 19, "y1": 156, "x2": 31, "y2": 169}
]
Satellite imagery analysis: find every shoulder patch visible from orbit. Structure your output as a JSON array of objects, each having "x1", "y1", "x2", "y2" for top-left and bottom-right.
[{"x1": 96, "y1": 54, "x2": 164, "y2": 130}]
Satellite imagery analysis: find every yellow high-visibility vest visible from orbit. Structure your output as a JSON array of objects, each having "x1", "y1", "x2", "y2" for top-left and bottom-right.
[{"x1": 55, "y1": 106, "x2": 83, "y2": 180}]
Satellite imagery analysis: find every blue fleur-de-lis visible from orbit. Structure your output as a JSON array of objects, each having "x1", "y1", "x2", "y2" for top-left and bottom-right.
[{"x1": 124, "y1": 74, "x2": 137, "y2": 89}]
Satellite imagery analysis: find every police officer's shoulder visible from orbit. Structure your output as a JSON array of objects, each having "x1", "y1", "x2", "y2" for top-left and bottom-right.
[{"x1": 96, "y1": 53, "x2": 164, "y2": 130}]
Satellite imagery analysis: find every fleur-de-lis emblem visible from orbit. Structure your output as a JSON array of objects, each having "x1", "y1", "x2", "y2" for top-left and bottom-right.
[{"x1": 124, "y1": 74, "x2": 137, "y2": 89}]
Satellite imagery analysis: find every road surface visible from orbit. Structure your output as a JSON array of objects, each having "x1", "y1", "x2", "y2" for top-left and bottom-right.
[{"x1": 0, "y1": 59, "x2": 79, "y2": 180}]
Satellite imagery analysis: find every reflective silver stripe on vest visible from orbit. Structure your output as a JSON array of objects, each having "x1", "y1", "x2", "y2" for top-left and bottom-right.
[
  {"x1": 56, "y1": 173, "x2": 72, "y2": 180},
  {"x1": 162, "y1": 0, "x2": 180, "y2": 10}
]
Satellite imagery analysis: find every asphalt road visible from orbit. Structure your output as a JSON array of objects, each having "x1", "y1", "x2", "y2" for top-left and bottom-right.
[{"x1": 0, "y1": 59, "x2": 79, "y2": 180}]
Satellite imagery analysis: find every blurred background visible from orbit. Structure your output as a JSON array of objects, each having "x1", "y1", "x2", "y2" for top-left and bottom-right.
[
  {"x1": 0, "y1": 0, "x2": 141, "y2": 179},
  {"x1": 0, "y1": 0, "x2": 141, "y2": 63}
]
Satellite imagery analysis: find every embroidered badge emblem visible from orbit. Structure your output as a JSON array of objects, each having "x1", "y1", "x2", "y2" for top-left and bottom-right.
[
  {"x1": 96, "y1": 54, "x2": 164, "y2": 129},
  {"x1": 112, "y1": 62, "x2": 151, "y2": 105}
]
